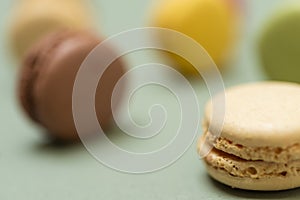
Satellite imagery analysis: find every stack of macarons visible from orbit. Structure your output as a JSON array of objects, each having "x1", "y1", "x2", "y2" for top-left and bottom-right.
[{"x1": 8, "y1": 0, "x2": 126, "y2": 141}]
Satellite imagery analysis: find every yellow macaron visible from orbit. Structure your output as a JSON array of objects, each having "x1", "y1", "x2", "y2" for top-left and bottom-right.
[{"x1": 151, "y1": 0, "x2": 241, "y2": 75}]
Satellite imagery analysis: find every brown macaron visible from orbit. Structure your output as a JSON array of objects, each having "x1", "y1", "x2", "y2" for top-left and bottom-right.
[{"x1": 18, "y1": 30, "x2": 125, "y2": 141}]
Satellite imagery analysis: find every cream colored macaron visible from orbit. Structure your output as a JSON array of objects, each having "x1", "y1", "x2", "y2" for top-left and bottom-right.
[
  {"x1": 8, "y1": 0, "x2": 95, "y2": 59},
  {"x1": 198, "y1": 81, "x2": 300, "y2": 191}
]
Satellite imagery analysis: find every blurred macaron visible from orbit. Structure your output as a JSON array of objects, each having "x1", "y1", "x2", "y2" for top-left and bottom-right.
[
  {"x1": 8, "y1": 0, "x2": 95, "y2": 60},
  {"x1": 150, "y1": 0, "x2": 242, "y2": 76},
  {"x1": 18, "y1": 30, "x2": 125, "y2": 141},
  {"x1": 259, "y1": 5, "x2": 300, "y2": 83}
]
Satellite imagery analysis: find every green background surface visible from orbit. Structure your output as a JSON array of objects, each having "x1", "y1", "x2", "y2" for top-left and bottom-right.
[{"x1": 1, "y1": 0, "x2": 300, "y2": 199}]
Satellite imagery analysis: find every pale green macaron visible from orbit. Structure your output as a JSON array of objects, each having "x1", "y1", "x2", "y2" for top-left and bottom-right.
[
  {"x1": 259, "y1": 6, "x2": 300, "y2": 83},
  {"x1": 198, "y1": 81, "x2": 300, "y2": 191}
]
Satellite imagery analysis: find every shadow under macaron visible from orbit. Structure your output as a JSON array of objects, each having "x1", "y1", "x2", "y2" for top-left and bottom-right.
[
  {"x1": 29, "y1": 121, "x2": 120, "y2": 155},
  {"x1": 205, "y1": 174, "x2": 300, "y2": 199},
  {"x1": 31, "y1": 134, "x2": 84, "y2": 155}
]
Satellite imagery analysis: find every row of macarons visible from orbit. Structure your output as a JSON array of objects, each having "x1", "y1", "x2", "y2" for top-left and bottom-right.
[
  {"x1": 7, "y1": 0, "x2": 243, "y2": 141},
  {"x1": 8, "y1": 0, "x2": 240, "y2": 67},
  {"x1": 6, "y1": 0, "x2": 300, "y2": 146},
  {"x1": 8, "y1": 0, "x2": 300, "y2": 83}
]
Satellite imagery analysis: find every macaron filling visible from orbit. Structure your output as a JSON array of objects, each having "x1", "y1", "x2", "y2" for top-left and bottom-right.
[
  {"x1": 205, "y1": 147, "x2": 300, "y2": 179},
  {"x1": 204, "y1": 131, "x2": 300, "y2": 163}
]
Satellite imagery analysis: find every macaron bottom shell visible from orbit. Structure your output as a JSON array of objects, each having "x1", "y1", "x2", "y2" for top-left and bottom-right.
[
  {"x1": 206, "y1": 161, "x2": 300, "y2": 191},
  {"x1": 199, "y1": 137, "x2": 300, "y2": 191}
]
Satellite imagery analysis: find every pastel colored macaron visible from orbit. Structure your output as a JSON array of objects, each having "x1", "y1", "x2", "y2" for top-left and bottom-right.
[
  {"x1": 151, "y1": 0, "x2": 241, "y2": 75},
  {"x1": 198, "y1": 81, "x2": 300, "y2": 191},
  {"x1": 18, "y1": 30, "x2": 125, "y2": 141},
  {"x1": 8, "y1": 0, "x2": 95, "y2": 59},
  {"x1": 259, "y1": 6, "x2": 300, "y2": 83}
]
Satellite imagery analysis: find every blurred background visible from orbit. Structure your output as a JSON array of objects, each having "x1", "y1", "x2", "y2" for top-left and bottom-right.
[{"x1": 1, "y1": 0, "x2": 300, "y2": 199}]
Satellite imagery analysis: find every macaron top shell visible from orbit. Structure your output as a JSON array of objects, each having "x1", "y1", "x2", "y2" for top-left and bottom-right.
[
  {"x1": 19, "y1": 31, "x2": 125, "y2": 141},
  {"x1": 204, "y1": 81, "x2": 300, "y2": 148}
]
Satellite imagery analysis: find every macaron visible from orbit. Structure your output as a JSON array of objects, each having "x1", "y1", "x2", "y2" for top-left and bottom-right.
[
  {"x1": 259, "y1": 6, "x2": 300, "y2": 83},
  {"x1": 151, "y1": 0, "x2": 241, "y2": 75},
  {"x1": 18, "y1": 30, "x2": 125, "y2": 141},
  {"x1": 8, "y1": 0, "x2": 95, "y2": 59},
  {"x1": 198, "y1": 81, "x2": 300, "y2": 191}
]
